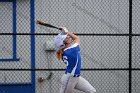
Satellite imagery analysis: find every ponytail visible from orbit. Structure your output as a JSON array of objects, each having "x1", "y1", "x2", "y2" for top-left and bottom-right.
[{"x1": 56, "y1": 49, "x2": 64, "y2": 60}]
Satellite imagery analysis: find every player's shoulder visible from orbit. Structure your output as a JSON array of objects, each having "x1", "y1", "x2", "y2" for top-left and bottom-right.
[
  {"x1": 72, "y1": 43, "x2": 79, "y2": 47},
  {"x1": 64, "y1": 43, "x2": 79, "y2": 51}
]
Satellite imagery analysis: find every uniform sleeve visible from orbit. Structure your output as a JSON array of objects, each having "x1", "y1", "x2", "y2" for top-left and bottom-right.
[{"x1": 72, "y1": 43, "x2": 80, "y2": 52}]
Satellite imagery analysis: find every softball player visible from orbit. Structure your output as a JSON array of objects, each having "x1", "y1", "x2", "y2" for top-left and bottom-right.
[{"x1": 54, "y1": 27, "x2": 96, "y2": 93}]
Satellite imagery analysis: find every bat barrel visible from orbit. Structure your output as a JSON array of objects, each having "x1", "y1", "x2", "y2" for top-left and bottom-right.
[{"x1": 36, "y1": 20, "x2": 62, "y2": 30}]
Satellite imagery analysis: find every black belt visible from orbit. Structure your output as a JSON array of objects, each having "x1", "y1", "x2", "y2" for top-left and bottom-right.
[{"x1": 73, "y1": 74, "x2": 80, "y2": 77}]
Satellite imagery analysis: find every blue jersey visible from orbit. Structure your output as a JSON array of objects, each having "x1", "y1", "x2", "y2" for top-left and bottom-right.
[{"x1": 62, "y1": 43, "x2": 81, "y2": 75}]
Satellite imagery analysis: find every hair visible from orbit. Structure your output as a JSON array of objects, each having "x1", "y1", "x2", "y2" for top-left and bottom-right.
[{"x1": 56, "y1": 49, "x2": 64, "y2": 60}]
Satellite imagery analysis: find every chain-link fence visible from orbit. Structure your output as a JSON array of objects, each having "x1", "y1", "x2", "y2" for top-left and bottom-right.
[{"x1": 0, "y1": 0, "x2": 140, "y2": 93}]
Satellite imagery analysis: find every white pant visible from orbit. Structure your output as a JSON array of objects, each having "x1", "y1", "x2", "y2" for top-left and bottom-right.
[{"x1": 60, "y1": 74, "x2": 96, "y2": 93}]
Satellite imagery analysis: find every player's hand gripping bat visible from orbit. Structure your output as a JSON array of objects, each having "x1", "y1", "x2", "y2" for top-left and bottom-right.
[{"x1": 36, "y1": 20, "x2": 62, "y2": 30}]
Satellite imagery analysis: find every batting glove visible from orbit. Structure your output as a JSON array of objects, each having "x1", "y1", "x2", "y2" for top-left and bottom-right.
[{"x1": 60, "y1": 27, "x2": 69, "y2": 33}]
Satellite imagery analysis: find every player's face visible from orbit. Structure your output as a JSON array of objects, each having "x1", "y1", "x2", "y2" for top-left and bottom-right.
[{"x1": 64, "y1": 36, "x2": 71, "y2": 45}]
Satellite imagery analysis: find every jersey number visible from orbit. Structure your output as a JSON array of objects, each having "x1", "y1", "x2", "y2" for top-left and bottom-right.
[{"x1": 63, "y1": 56, "x2": 69, "y2": 66}]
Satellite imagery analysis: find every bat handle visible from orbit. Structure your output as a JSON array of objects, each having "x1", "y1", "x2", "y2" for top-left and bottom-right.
[{"x1": 58, "y1": 28, "x2": 62, "y2": 30}]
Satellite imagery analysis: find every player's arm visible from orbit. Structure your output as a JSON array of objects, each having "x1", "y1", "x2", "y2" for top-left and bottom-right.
[{"x1": 61, "y1": 27, "x2": 80, "y2": 45}]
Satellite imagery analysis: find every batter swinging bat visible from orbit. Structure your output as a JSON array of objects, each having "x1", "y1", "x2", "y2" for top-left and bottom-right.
[{"x1": 36, "y1": 20, "x2": 62, "y2": 30}]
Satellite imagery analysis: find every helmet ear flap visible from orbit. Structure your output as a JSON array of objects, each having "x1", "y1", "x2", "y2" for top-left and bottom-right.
[
  {"x1": 60, "y1": 44, "x2": 65, "y2": 47},
  {"x1": 63, "y1": 41, "x2": 67, "y2": 45}
]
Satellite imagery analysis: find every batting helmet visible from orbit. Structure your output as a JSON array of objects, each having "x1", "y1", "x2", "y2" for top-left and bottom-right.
[{"x1": 54, "y1": 32, "x2": 68, "y2": 49}]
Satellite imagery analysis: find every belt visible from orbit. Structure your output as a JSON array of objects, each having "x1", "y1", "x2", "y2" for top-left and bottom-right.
[{"x1": 73, "y1": 74, "x2": 80, "y2": 77}]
